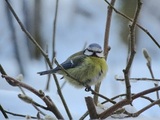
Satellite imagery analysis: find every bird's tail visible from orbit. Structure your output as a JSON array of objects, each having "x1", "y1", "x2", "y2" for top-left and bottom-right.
[{"x1": 37, "y1": 69, "x2": 57, "y2": 75}]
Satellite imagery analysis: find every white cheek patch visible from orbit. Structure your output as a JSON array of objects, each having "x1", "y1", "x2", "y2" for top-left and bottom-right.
[
  {"x1": 84, "y1": 50, "x2": 93, "y2": 56},
  {"x1": 84, "y1": 49, "x2": 104, "y2": 57},
  {"x1": 96, "y1": 52, "x2": 104, "y2": 57}
]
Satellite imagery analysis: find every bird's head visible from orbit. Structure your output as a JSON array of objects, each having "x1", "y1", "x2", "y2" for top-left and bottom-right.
[{"x1": 83, "y1": 43, "x2": 104, "y2": 57}]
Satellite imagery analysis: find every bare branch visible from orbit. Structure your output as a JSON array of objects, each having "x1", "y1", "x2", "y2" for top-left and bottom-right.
[
  {"x1": 1, "y1": 75, "x2": 63, "y2": 119},
  {"x1": 131, "y1": 99, "x2": 160, "y2": 117},
  {"x1": 0, "y1": 105, "x2": 8, "y2": 119},
  {"x1": 99, "y1": 86, "x2": 160, "y2": 119},
  {"x1": 91, "y1": 88, "x2": 116, "y2": 104},
  {"x1": 85, "y1": 97, "x2": 98, "y2": 119},
  {"x1": 116, "y1": 77, "x2": 160, "y2": 82},
  {"x1": 5, "y1": 110, "x2": 37, "y2": 119},
  {"x1": 46, "y1": 0, "x2": 59, "y2": 91},
  {"x1": 123, "y1": 0, "x2": 142, "y2": 100},
  {"x1": 94, "y1": 0, "x2": 115, "y2": 106},
  {"x1": 54, "y1": 59, "x2": 79, "y2": 83},
  {"x1": 102, "y1": 93, "x2": 155, "y2": 104},
  {"x1": 143, "y1": 48, "x2": 159, "y2": 99},
  {"x1": 103, "y1": 0, "x2": 115, "y2": 59},
  {"x1": 53, "y1": 73, "x2": 72, "y2": 119},
  {"x1": 99, "y1": 98, "x2": 129, "y2": 118},
  {"x1": 4, "y1": 0, "x2": 72, "y2": 118},
  {"x1": 0, "y1": 64, "x2": 7, "y2": 75},
  {"x1": 79, "y1": 111, "x2": 89, "y2": 120},
  {"x1": 18, "y1": 94, "x2": 48, "y2": 111},
  {"x1": 52, "y1": 0, "x2": 59, "y2": 64},
  {"x1": 32, "y1": 104, "x2": 46, "y2": 116},
  {"x1": 104, "y1": 0, "x2": 160, "y2": 48}
]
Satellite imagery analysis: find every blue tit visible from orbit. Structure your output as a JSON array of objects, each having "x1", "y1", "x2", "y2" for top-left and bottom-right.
[{"x1": 38, "y1": 43, "x2": 107, "y2": 88}]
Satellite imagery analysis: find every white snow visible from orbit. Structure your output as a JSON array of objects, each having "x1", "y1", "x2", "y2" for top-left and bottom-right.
[{"x1": 1, "y1": 0, "x2": 160, "y2": 119}]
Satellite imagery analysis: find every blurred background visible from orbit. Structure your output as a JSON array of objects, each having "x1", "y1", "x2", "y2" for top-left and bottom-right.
[{"x1": 0, "y1": 0, "x2": 160, "y2": 119}]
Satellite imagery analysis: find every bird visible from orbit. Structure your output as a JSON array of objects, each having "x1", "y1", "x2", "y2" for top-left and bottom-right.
[{"x1": 37, "y1": 43, "x2": 107, "y2": 89}]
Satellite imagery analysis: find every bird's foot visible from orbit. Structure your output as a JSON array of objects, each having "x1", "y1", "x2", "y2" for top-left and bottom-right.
[{"x1": 85, "y1": 85, "x2": 91, "y2": 92}]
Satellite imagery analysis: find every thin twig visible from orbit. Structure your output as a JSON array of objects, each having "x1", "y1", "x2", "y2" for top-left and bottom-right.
[
  {"x1": 18, "y1": 86, "x2": 26, "y2": 95},
  {"x1": 17, "y1": 76, "x2": 48, "y2": 116},
  {"x1": 1, "y1": 74, "x2": 63, "y2": 119},
  {"x1": 123, "y1": 0, "x2": 142, "y2": 100},
  {"x1": 53, "y1": 73, "x2": 72, "y2": 119},
  {"x1": 18, "y1": 89, "x2": 47, "y2": 116},
  {"x1": 102, "y1": 93, "x2": 155, "y2": 104},
  {"x1": 0, "y1": 65, "x2": 46, "y2": 117},
  {"x1": 5, "y1": 110, "x2": 37, "y2": 119},
  {"x1": 79, "y1": 111, "x2": 89, "y2": 120},
  {"x1": 52, "y1": 0, "x2": 58, "y2": 64},
  {"x1": 4, "y1": 0, "x2": 70, "y2": 118},
  {"x1": 32, "y1": 104, "x2": 46, "y2": 116},
  {"x1": 46, "y1": 0, "x2": 59, "y2": 91},
  {"x1": 116, "y1": 77, "x2": 160, "y2": 82},
  {"x1": 99, "y1": 85, "x2": 160, "y2": 119},
  {"x1": 33, "y1": 101, "x2": 49, "y2": 110},
  {"x1": 122, "y1": 99, "x2": 160, "y2": 118},
  {"x1": 0, "y1": 64, "x2": 7, "y2": 75},
  {"x1": 143, "y1": 49, "x2": 159, "y2": 100},
  {"x1": 94, "y1": 0, "x2": 115, "y2": 106},
  {"x1": 0, "y1": 105, "x2": 8, "y2": 119},
  {"x1": 91, "y1": 89, "x2": 116, "y2": 104},
  {"x1": 131, "y1": 99, "x2": 160, "y2": 117},
  {"x1": 103, "y1": 0, "x2": 115, "y2": 60},
  {"x1": 54, "y1": 59, "x2": 79, "y2": 82},
  {"x1": 18, "y1": 93, "x2": 49, "y2": 110},
  {"x1": 147, "y1": 64, "x2": 160, "y2": 100},
  {"x1": 104, "y1": 0, "x2": 160, "y2": 48},
  {"x1": 45, "y1": 46, "x2": 51, "y2": 91}
]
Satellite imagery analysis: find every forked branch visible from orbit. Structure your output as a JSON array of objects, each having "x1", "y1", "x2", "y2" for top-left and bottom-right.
[{"x1": 1, "y1": 74, "x2": 63, "y2": 119}]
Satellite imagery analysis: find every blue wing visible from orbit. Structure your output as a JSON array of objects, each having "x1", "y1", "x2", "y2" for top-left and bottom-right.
[
  {"x1": 59, "y1": 51, "x2": 85, "y2": 70},
  {"x1": 60, "y1": 60, "x2": 76, "y2": 69},
  {"x1": 37, "y1": 59, "x2": 79, "y2": 75},
  {"x1": 38, "y1": 55, "x2": 85, "y2": 75}
]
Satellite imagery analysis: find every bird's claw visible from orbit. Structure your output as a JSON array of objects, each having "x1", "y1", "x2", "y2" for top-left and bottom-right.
[{"x1": 85, "y1": 85, "x2": 91, "y2": 92}]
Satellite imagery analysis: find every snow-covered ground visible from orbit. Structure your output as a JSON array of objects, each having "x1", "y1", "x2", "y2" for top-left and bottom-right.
[{"x1": 1, "y1": 0, "x2": 160, "y2": 119}]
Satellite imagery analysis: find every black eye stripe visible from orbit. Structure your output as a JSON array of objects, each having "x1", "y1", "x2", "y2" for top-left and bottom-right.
[
  {"x1": 87, "y1": 49, "x2": 102, "y2": 53},
  {"x1": 96, "y1": 51, "x2": 102, "y2": 53},
  {"x1": 87, "y1": 49, "x2": 94, "y2": 52}
]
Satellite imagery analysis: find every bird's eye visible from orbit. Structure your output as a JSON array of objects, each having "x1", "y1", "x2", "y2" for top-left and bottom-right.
[
  {"x1": 87, "y1": 49, "x2": 102, "y2": 54},
  {"x1": 87, "y1": 49, "x2": 94, "y2": 52},
  {"x1": 96, "y1": 50, "x2": 102, "y2": 53}
]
